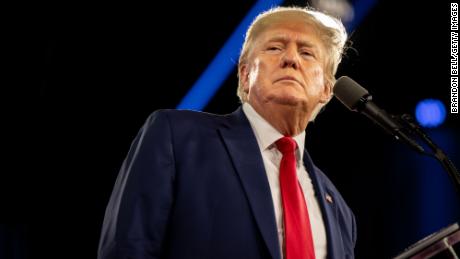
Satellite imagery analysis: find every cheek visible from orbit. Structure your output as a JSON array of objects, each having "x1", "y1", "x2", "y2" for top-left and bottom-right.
[
  {"x1": 248, "y1": 59, "x2": 271, "y2": 92},
  {"x1": 248, "y1": 66, "x2": 259, "y2": 87},
  {"x1": 304, "y1": 66, "x2": 325, "y2": 95}
]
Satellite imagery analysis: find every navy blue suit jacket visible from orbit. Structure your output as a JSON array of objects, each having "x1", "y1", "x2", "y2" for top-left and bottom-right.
[{"x1": 98, "y1": 107, "x2": 357, "y2": 259}]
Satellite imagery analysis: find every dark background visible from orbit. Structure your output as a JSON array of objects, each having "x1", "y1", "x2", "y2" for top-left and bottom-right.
[{"x1": 3, "y1": 0, "x2": 460, "y2": 258}]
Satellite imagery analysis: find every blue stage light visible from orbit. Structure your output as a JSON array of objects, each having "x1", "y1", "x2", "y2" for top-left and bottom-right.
[{"x1": 415, "y1": 99, "x2": 446, "y2": 128}]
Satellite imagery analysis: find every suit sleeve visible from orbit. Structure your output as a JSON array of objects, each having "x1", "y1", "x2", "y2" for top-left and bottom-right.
[
  {"x1": 352, "y1": 209, "x2": 358, "y2": 249},
  {"x1": 98, "y1": 110, "x2": 176, "y2": 259}
]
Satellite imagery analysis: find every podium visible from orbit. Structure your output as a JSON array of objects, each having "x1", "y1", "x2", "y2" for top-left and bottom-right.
[{"x1": 394, "y1": 223, "x2": 460, "y2": 258}]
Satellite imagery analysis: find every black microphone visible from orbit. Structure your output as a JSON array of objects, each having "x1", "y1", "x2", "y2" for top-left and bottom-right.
[{"x1": 333, "y1": 76, "x2": 425, "y2": 153}]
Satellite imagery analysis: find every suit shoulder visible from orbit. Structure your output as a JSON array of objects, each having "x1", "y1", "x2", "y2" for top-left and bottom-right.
[{"x1": 147, "y1": 109, "x2": 229, "y2": 127}]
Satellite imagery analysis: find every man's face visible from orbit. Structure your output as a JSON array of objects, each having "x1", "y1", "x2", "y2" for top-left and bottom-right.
[{"x1": 240, "y1": 22, "x2": 331, "y2": 116}]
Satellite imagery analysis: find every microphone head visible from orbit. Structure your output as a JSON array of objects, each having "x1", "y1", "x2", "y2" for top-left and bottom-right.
[{"x1": 333, "y1": 76, "x2": 370, "y2": 111}]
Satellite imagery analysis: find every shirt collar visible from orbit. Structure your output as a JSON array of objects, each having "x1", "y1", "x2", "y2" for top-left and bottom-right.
[{"x1": 242, "y1": 103, "x2": 306, "y2": 160}]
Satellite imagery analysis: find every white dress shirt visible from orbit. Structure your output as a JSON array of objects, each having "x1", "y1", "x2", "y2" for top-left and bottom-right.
[{"x1": 242, "y1": 103, "x2": 327, "y2": 259}]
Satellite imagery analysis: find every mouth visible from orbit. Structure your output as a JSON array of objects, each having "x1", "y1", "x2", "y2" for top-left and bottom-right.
[{"x1": 275, "y1": 76, "x2": 302, "y2": 86}]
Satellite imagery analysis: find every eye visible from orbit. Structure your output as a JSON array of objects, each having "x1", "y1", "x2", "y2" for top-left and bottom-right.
[
  {"x1": 266, "y1": 46, "x2": 282, "y2": 52},
  {"x1": 300, "y1": 50, "x2": 313, "y2": 57}
]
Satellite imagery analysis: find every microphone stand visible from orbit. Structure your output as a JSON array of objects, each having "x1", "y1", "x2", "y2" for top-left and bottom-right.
[{"x1": 396, "y1": 114, "x2": 460, "y2": 199}]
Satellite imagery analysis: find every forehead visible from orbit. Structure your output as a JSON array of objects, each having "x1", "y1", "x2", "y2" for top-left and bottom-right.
[{"x1": 256, "y1": 22, "x2": 323, "y2": 47}]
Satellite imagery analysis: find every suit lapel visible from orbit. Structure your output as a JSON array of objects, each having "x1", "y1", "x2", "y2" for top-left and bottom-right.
[
  {"x1": 303, "y1": 149, "x2": 344, "y2": 259},
  {"x1": 218, "y1": 107, "x2": 281, "y2": 259}
]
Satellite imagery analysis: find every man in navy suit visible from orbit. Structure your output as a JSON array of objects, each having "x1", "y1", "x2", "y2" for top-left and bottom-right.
[{"x1": 98, "y1": 6, "x2": 356, "y2": 259}]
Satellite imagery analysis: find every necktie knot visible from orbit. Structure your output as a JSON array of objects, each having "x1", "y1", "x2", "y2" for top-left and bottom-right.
[{"x1": 276, "y1": 136, "x2": 297, "y2": 155}]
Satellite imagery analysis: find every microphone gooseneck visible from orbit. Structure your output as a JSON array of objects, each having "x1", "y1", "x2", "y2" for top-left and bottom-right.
[{"x1": 333, "y1": 76, "x2": 424, "y2": 153}]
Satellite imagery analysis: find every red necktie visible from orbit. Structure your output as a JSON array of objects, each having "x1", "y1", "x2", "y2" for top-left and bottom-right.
[{"x1": 276, "y1": 136, "x2": 315, "y2": 259}]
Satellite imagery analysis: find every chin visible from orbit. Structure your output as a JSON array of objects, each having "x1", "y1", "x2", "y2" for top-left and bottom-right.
[{"x1": 270, "y1": 95, "x2": 305, "y2": 106}]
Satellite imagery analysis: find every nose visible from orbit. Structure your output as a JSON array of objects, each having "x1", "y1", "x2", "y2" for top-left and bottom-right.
[{"x1": 280, "y1": 46, "x2": 300, "y2": 69}]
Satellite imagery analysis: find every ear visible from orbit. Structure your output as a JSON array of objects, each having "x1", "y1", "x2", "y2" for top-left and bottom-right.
[
  {"x1": 319, "y1": 80, "x2": 333, "y2": 104},
  {"x1": 239, "y1": 63, "x2": 250, "y2": 94}
]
